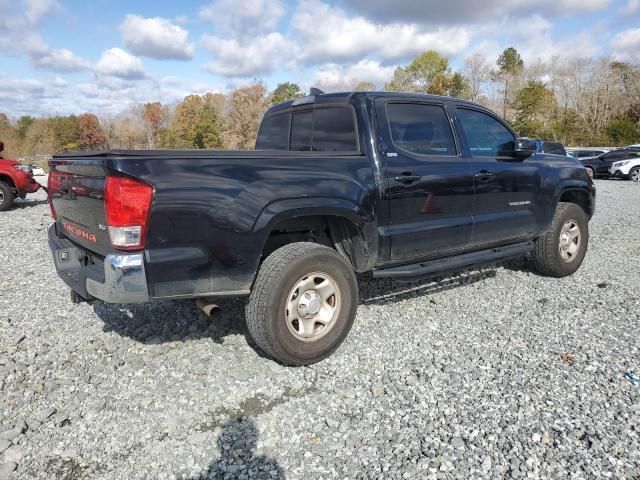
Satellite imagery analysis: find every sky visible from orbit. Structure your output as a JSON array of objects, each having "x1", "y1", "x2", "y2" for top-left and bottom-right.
[{"x1": 1, "y1": 0, "x2": 639, "y2": 117}]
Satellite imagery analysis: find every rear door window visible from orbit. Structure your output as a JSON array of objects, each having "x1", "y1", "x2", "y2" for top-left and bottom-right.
[
  {"x1": 255, "y1": 113, "x2": 290, "y2": 150},
  {"x1": 290, "y1": 107, "x2": 357, "y2": 152},
  {"x1": 386, "y1": 103, "x2": 457, "y2": 156}
]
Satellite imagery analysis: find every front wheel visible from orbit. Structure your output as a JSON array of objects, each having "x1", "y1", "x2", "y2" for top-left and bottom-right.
[
  {"x1": 0, "y1": 181, "x2": 15, "y2": 212},
  {"x1": 532, "y1": 202, "x2": 589, "y2": 277},
  {"x1": 630, "y1": 166, "x2": 640, "y2": 183},
  {"x1": 246, "y1": 242, "x2": 358, "y2": 366}
]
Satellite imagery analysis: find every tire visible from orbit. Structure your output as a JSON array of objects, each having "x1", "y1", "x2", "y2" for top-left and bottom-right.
[
  {"x1": 246, "y1": 242, "x2": 358, "y2": 366},
  {"x1": 630, "y1": 166, "x2": 640, "y2": 183},
  {"x1": 0, "y1": 181, "x2": 14, "y2": 212},
  {"x1": 532, "y1": 202, "x2": 589, "y2": 277}
]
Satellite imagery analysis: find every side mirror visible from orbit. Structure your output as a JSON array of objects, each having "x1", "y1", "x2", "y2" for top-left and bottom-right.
[{"x1": 514, "y1": 137, "x2": 537, "y2": 158}]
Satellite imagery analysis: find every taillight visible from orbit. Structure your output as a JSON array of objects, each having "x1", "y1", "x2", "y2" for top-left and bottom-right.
[
  {"x1": 104, "y1": 176, "x2": 153, "y2": 250},
  {"x1": 47, "y1": 172, "x2": 59, "y2": 220}
]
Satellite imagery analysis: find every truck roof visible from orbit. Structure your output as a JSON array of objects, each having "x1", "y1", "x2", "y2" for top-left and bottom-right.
[{"x1": 267, "y1": 91, "x2": 481, "y2": 115}]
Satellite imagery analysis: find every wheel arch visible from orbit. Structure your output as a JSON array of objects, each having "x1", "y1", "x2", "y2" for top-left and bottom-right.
[
  {"x1": 254, "y1": 198, "x2": 378, "y2": 273},
  {"x1": 557, "y1": 186, "x2": 594, "y2": 218},
  {"x1": 0, "y1": 174, "x2": 16, "y2": 188}
]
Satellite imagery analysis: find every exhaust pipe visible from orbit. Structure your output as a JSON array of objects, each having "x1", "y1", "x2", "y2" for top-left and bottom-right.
[{"x1": 195, "y1": 298, "x2": 220, "y2": 318}]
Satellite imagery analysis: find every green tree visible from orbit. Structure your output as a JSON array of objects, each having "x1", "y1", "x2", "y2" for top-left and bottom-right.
[
  {"x1": 513, "y1": 81, "x2": 556, "y2": 137},
  {"x1": 496, "y1": 47, "x2": 524, "y2": 119},
  {"x1": 385, "y1": 50, "x2": 450, "y2": 93},
  {"x1": 607, "y1": 118, "x2": 640, "y2": 145},
  {"x1": 448, "y1": 72, "x2": 471, "y2": 99},
  {"x1": 16, "y1": 116, "x2": 35, "y2": 140},
  {"x1": 271, "y1": 82, "x2": 303, "y2": 105},
  {"x1": 162, "y1": 94, "x2": 223, "y2": 149},
  {"x1": 51, "y1": 115, "x2": 82, "y2": 152}
]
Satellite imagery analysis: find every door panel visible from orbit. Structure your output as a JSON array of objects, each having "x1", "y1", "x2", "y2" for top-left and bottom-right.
[
  {"x1": 376, "y1": 100, "x2": 474, "y2": 261},
  {"x1": 454, "y1": 107, "x2": 540, "y2": 246}
]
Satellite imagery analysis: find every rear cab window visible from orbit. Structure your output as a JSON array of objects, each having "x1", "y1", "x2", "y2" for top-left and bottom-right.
[
  {"x1": 255, "y1": 114, "x2": 290, "y2": 150},
  {"x1": 256, "y1": 106, "x2": 358, "y2": 152},
  {"x1": 290, "y1": 111, "x2": 313, "y2": 151}
]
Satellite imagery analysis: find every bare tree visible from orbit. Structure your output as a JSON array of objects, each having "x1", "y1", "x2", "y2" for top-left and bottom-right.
[{"x1": 464, "y1": 54, "x2": 491, "y2": 102}]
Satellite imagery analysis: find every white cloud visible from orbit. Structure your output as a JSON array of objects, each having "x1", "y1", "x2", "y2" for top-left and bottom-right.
[
  {"x1": 0, "y1": 0, "x2": 90, "y2": 72},
  {"x1": 610, "y1": 28, "x2": 640, "y2": 62},
  {"x1": 312, "y1": 60, "x2": 396, "y2": 91},
  {"x1": 31, "y1": 47, "x2": 93, "y2": 72},
  {"x1": 199, "y1": 0, "x2": 284, "y2": 36},
  {"x1": 0, "y1": 78, "x2": 46, "y2": 98},
  {"x1": 52, "y1": 76, "x2": 67, "y2": 87},
  {"x1": 470, "y1": 15, "x2": 600, "y2": 65},
  {"x1": 0, "y1": 76, "x2": 70, "y2": 116},
  {"x1": 620, "y1": 0, "x2": 640, "y2": 14},
  {"x1": 23, "y1": 0, "x2": 59, "y2": 24},
  {"x1": 201, "y1": 33, "x2": 292, "y2": 77},
  {"x1": 96, "y1": 48, "x2": 146, "y2": 80},
  {"x1": 340, "y1": 0, "x2": 612, "y2": 24},
  {"x1": 292, "y1": 0, "x2": 471, "y2": 64},
  {"x1": 120, "y1": 14, "x2": 194, "y2": 60}
]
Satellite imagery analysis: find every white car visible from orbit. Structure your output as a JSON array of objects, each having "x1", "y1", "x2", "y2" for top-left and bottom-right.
[
  {"x1": 31, "y1": 165, "x2": 45, "y2": 176},
  {"x1": 610, "y1": 158, "x2": 640, "y2": 182}
]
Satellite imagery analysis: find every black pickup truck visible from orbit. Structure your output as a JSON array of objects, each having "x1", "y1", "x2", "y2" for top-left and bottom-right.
[{"x1": 47, "y1": 91, "x2": 595, "y2": 365}]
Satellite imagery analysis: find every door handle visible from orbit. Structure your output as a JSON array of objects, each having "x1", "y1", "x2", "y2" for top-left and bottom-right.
[
  {"x1": 474, "y1": 171, "x2": 494, "y2": 181},
  {"x1": 394, "y1": 173, "x2": 421, "y2": 184}
]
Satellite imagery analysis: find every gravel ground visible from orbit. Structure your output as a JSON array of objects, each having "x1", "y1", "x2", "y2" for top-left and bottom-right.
[{"x1": 1, "y1": 179, "x2": 639, "y2": 479}]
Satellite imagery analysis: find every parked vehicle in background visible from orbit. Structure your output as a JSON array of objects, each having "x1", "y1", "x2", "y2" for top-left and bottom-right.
[
  {"x1": 0, "y1": 142, "x2": 41, "y2": 211},
  {"x1": 567, "y1": 147, "x2": 608, "y2": 159},
  {"x1": 610, "y1": 157, "x2": 640, "y2": 182},
  {"x1": 625, "y1": 144, "x2": 640, "y2": 149},
  {"x1": 581, "y1": 148, "x2": 640, "y2": 178},
  {"x1": 538, "y1": 141, "x2": 568, "y2": 156},
  {"x1": 31, "y1": 165, "x2": 45, "y2": 176},
  {"x1": 47, "y1": 91, "x2": 595, "y2": 365}
]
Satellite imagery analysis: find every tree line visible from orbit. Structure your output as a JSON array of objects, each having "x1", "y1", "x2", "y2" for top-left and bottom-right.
[{"x1": 1, "y1": 47, "x2": 638, "y2": 169}]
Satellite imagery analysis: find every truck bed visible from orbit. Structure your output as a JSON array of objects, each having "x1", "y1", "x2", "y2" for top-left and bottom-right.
[{"x1": 49, "y1": 149, "x2": 376, "y2": 299}]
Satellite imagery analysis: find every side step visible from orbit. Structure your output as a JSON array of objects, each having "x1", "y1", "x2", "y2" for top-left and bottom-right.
[{"x1": 373, "y1": 241, "x2": 534, "y2": 281}]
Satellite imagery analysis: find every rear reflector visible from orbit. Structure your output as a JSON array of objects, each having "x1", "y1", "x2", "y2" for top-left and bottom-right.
[{"x1": 104, "y1": 176, "x2": 153, "y2": 250}]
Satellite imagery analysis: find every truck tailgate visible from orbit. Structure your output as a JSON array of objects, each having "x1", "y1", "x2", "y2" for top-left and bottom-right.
[{"x1": 48, "y1": 163, "x2": 112, "y2": 256}]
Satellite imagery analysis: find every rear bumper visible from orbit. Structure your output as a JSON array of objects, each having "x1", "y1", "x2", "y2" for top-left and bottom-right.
[{"x1": 48, "y1": 223, "x2": 150, "y2": 303}]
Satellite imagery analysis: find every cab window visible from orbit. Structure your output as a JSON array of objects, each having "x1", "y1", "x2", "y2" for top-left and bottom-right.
[
  {"x1": 386, "y1": 103, "x2": 457, "y2": 156},
  {"x1": 255, "y1": 113, "x2": 290, "y2": 150},
  {"x1": 457, "y1": 108, "x2": 515, "y2": 157}
]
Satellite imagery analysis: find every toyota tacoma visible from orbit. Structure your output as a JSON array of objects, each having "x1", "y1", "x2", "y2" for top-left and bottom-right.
[{"x1": 47, "y1": 91, "x2": 595, "y2": 365}]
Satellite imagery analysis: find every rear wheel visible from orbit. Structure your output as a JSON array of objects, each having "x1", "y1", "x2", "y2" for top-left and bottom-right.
[
  {"x1": 630, "y1": 166, "x2": 640, "y2": 183},
  {"x1": 532, "y1": 202, "x2": 589, "y2": 277},
  {"x1": 246, "y1": 242, "x2": 358, "y2": 366},
  {"x1": 0, "y1": 182, "x2": 14, "y2": 212}
]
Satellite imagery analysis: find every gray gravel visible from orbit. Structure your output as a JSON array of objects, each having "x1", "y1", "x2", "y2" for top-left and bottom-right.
[{"x1": 1, "y1": 179, "x2": 639, "y2": 479}]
